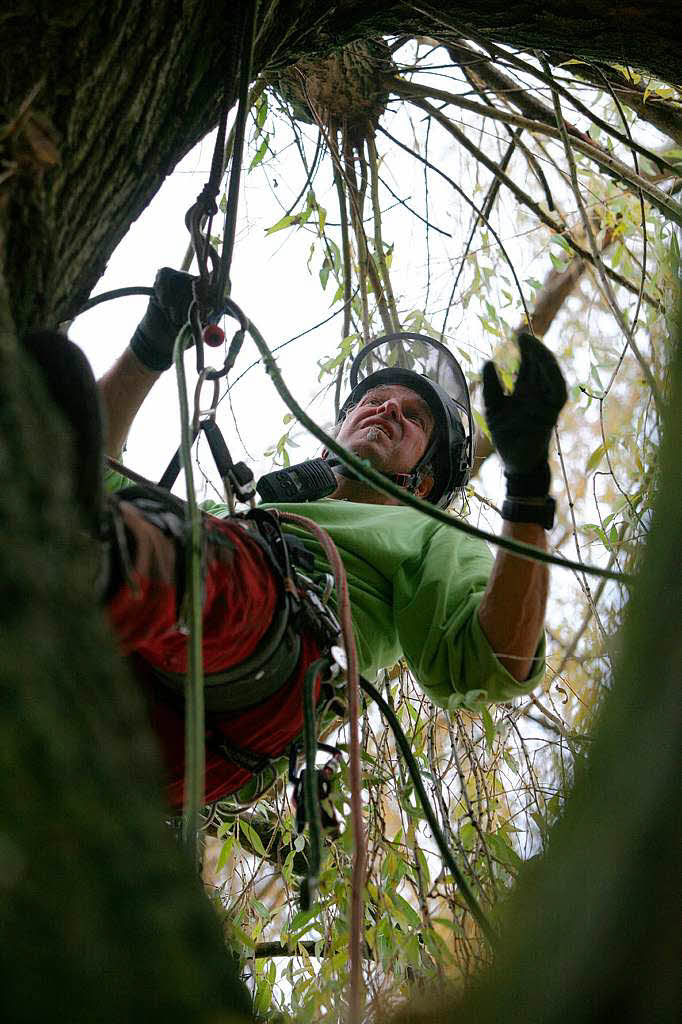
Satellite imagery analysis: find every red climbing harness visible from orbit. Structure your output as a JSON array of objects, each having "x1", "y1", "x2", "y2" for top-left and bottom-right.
[{"x1": 106, "y1": 490, "x2": 328, "y2": 808}]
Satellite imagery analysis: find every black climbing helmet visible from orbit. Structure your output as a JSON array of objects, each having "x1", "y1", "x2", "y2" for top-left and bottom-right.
[{"x1": 335, "y1": 333, "x2": 473, "y2": 508}]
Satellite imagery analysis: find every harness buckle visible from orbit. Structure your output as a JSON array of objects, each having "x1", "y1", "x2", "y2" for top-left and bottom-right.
[{"x1": 289, "y1": 743, "x2": 342, "y2": 840}]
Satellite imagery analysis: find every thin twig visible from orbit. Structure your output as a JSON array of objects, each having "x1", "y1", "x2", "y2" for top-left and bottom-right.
[
  {"x1": 392, "y1": 76, "x2": 682, "y2": 227},
  {"x1": 538, "y1": 54, "x2": 662, "y2": 407},
  {"x1": 404, "y1": 94, "x2": 657, "y2": 307},
  {"x1": 378, "y1": 123, "x2": 533, "y2": 327}
]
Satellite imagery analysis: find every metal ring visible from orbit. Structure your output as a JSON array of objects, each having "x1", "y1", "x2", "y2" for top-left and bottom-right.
[{"x1": 192, "y1": 368, "x2": 221, "y2": 430}]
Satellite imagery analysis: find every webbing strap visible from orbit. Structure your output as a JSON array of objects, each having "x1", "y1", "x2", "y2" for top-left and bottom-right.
[{"x1": 151, "y1": 616, "x2": 301, "y2": 713}]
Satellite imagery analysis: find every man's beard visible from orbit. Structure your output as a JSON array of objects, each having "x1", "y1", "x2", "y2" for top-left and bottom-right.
[{"x1": 365, "y1": 425, "x2": 385, "y2": 442}]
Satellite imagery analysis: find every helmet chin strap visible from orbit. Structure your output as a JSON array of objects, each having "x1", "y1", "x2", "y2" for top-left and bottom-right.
[{"x1": 326, "y1": 454, "x2": 420, "y2": 494}]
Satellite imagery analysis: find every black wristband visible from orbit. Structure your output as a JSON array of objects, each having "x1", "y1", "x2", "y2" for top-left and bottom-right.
[
  {"x1": 505, "y1": 462, "x2": 551, "y2": 499},
  {"x1": 501, "y1": 496, "x2": 556, "y2": 529}
]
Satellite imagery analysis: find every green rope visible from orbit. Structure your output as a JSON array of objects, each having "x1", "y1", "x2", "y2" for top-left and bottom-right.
[
  {"x1": 235, "y1": 307, "x2": 633, "y2": 585},
  {"x1": 359, "y1": 676, "x2": 498, "y2": 949},
  {"x1": 173, "y1": 324, "x2": 205, "y2": 863},
  {"x1": 300, "y1": 657, "x2": 328, "y2": 910},
  {"x1": 76, "y1": 286, "x2": 154, "y2": 315}
]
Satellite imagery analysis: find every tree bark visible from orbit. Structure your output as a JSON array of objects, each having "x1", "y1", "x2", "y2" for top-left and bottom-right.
[{"x1": 0, "y1": 335, "x2": 253, "y2": 1018}]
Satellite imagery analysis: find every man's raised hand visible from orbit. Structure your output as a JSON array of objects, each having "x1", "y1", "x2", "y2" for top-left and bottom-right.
[
  {"x1": 482, "y1": 332, "x2": 567, "y2": 496},
  {"x1": 129, "y1": 267, "x2": 195, "y2": 372}
]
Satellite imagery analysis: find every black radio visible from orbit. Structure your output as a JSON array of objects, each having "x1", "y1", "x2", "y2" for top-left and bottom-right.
[{"x1": 256, "y1": 458, "x2": 338, "y2": 503}]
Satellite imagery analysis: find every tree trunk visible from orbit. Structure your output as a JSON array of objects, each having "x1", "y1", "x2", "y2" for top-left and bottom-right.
[{"x1": 1, "y1": 2, "x2": 681, "y2": 1019}]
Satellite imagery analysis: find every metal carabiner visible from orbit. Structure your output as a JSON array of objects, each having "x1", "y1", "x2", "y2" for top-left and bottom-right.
[{"x1": 192, "y1": 368, "x2": 221, "y2": 432}]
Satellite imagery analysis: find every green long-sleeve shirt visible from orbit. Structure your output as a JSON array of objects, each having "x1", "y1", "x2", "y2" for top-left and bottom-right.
[
  {"x1": 266, "y1": 499, "x2": 545, "y2": 707},
  {"x1": 107, "y1": 468, "x2": 544, "y2": 707},
  {"x1": 208, "y1": 497, "x2": 545, "y2": 707}
]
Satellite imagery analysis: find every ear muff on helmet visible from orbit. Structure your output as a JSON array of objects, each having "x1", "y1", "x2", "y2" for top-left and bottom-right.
[{"x1": 335, "y1": 333, "x2": 473, "y2": 508}]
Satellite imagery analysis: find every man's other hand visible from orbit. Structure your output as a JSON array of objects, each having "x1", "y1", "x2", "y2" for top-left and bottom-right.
[{"x1": 482, "y1": 332, "x2": 567, "y2": 495}]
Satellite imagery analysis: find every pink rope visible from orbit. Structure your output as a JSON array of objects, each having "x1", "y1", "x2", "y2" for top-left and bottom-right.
[{"x1": 278, "y1": 511, "x2": 365, "y2": 1022}]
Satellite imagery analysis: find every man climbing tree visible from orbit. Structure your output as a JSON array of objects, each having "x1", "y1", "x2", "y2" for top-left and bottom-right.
[
  {"x1": 96, "y1": 268, "x2": 567, "y2": 809},
  {"x1": 7, "y1": 1, "x2": 680, "y2": 1016}
]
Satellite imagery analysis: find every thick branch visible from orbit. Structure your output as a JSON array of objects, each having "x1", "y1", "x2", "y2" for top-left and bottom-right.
[{"x1": 550, "y1": 57, "x2": 682, "y2": 147}]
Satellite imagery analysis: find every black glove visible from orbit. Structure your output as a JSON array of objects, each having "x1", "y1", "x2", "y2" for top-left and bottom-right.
[
  {"x1": 130, "y1": 267, "x2": 196, "y2": 371},
  {"x1": 482, "y1": 332, "x2": 567, "y2": 499}
]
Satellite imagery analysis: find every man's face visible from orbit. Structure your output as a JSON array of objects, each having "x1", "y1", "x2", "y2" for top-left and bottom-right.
[{"x1": 336, "y1": 384, "x2": 435, "y2": 478}]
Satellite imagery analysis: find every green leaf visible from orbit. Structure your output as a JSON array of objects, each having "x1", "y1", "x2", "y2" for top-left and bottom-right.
[
  {"x1": 551, "y1": 233, "x2": 572, "y2": 252},
  {"x1": 249, "y1": 137, "x2": 268, "y2": 170},
  {"x1": 251, "y1": 899, "x2": 271, "y2": 919},
  {"x1": 530, "y1": 811, "x2": 547, "y2": 835},
  {"x1": 216, "y1": 835, "x2": 234, "y2": 872},
  {"x1": 487, "y1": 831, "x2": 523, "y2": 871},
  {"x1": 256, "y1": 94, "x2": 268, "y2": 129},
  {"x1": 289, "y1": 906, "x2": 321, "y2": 936},
  {"x1": 472, "y1": 406, "x2": 491, "y2": 441},
  {"x1": 265, "y1": 213, "x2": 296, "y2": 235},
  {"x1": 227, "y1": 922, "x2": 257, "y2": 951},
  {"x1": 239, "y1": 819, "x2": 266, "y2": 856},
  {"x1": 317, "y1": 204, "x2": 327, "y2": 236},
  {"x1": 389, "y1": 891, "x2": 421, "y2": 929},
  {"x1": 459, "y1": 823, "x2": 476, "y2": 849},
  {"x1": 402, "y1": 933, "x2": 421, "y2": 966},
  {"x1": 586, "y1": 443, "x2": 606, "y2": 472},
  {"x1": 484, "y1": 300, "x2": 498, "y2": 322},
  {"x1": 331, "y1": 949, "x2": 348, "y2": 971},
  {"x1": 416, "y1": 847, "x2": 431, "y2": 887},
  {"x1": 476, "y1": 314, "x2": 501, "y2": 337},
  {"x1": 481, "y1": 706, "x2": 496, "y2": 751},
  {"x1": 423, "y1": 927, "x2": 456, "y2": 964},
  {"x1": 254, "y1": 979, "x2": 273, "y2": 1015}
]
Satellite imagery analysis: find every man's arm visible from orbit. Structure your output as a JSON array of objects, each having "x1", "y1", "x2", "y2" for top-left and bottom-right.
[
  {"x1": 477, "y1": 522, "x2": 548, "y2": 682},
  {"x1": 97, "y1": 268, "x2": 194, "y2": 456},
  {"x1": 99, "y1": 348, "x2": 160, "y2": 457},
  {"x1": 477, "y1": 332, "x2": 567, "y2": 683}
]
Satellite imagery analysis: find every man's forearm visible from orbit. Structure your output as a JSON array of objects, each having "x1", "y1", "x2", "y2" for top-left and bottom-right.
[
  {"x1": 477, "y1": 521, "x2": 549, "y2": 682},
  {"x1": 98, "y1": 347, "x2": 161, "y2": 457}
]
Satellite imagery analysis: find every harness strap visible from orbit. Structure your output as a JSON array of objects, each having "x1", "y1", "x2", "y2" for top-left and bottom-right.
[
  {"x1": 211, "y1": 737, "x2": 273, "y2": 775},
  {"x1": 148, "y1": 614, "x2": 301, "y2": 712}
]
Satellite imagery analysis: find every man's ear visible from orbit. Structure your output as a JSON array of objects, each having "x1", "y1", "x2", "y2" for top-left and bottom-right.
[{"x1": 415, "y1": 474, "x2": 434, "y2": 499}]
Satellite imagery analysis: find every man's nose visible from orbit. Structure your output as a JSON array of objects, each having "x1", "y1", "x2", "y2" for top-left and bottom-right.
[{"x1": 377, "y1": 398, "x2": 400, "y2": 420}]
